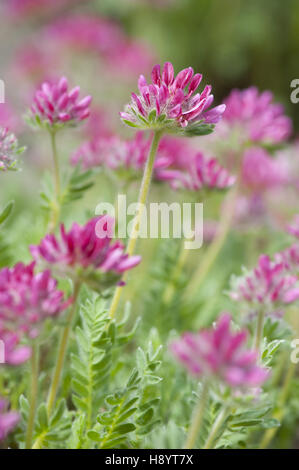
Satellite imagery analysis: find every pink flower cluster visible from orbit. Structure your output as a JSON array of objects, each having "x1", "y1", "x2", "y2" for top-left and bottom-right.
[
  {"x1": 0, "y1": 127, "x2": 24, "y2": 172},
  {"x1": 230, "y1": 254, "x2": 299, "y2": 306},
  {"x1": 43, "y1": 15, "x2": 153, "y2": 75},
  {"x1": 71, "y1": 132, "x2": 150, "y2": 172},
  {"x1": 30, "y1": 217, "x2": 141, "y2": 283},
  {"x1": 0, "y1": 262, "x2": 71, "y2": 365},
  {"x1": 121, "y1": 62, "x2": 226, "y2": 131},
  {"x1": 156, "y1": 151, "x2": 235, "y2": 191},
  {"x1": 30, "y1": 77, "x2": 91, "y2": 128},
  {"x1": 223, "y1": 87, "x2": 292, "y2": 144},
  {"x1": 241, "y1": 148, "x2": 288, "y2": 193},
  {"x1": 0, "y1": 398, "x2": 19, "y2": 442},
  {"x1": 171, "y1": 314, "x2": 269, "y2": 388}
]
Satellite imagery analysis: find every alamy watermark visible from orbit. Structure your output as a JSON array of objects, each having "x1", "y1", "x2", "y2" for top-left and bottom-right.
[
  {"x1": 0, "y1": 79, "x2": 5, "y2": 103},
  {"x1": 95, "y1": 195, "x2": 203, "y2": 249},
  {"x1": 290, "y1": 339, "x2": 299, "y2": 364},
  {"x1": 0, "y1": 340, "x2": 4, "y2": 364},
  {"x1": 290, "y1": 79, "x2": 299, "y2": 104}
]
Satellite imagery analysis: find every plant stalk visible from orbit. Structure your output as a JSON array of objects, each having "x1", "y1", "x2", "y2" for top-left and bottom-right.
[
  {"x1": 183, "y1": 381, "x2": 209, "y2": 449},
  {"x1": 25, "y1": 343, "x2": 39, "y2": 449}
]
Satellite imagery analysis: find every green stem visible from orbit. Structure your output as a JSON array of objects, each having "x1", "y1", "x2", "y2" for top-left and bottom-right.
[
  {"x1": 162, "y1": 241, "x2": 189, "y2": 305},
  {"x1": 254, "y1": 309, "x2": 265, "y2": 355},
  {"x1": 260, "y1": 361, "x2": 297, "y2": 448},
  {"x1": 184, "y1": 183, "x2": 239, "y2": 300},
  {"x1": 183, "y1": 381, "x2": 209, "y2": 449},
  {"x1": 203, "y1": 406, "x2": 230, "y2": 449},
  {"x1": 25, "y1": 343, "x2": 39, "y2": 449},
  {"x1": 46, "y1": 281, "x2": 81, "y2": 417},
  {"x1": 48, "y1": 131, "x2": 61, "y2": 233},
  {"x1": 109, "y1": 130, "x2": 163, "y2": 318}
]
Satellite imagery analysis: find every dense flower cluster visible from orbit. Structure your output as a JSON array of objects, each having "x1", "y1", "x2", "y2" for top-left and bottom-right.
[
  {"x1": 0, "y1": 399, "x2": 19, "y2": 442},
  {"x1": 171, "y1": 313, "x2": 269, "y2": 388},
  {"x1": 230, "y1": 254, "x2": 299, "y2": 306},
  {"x1": 223, "y1": 87, "x2": 292, "y2": 144},
  {"x1": 120, "y1": 62, "x2": 226, "y2": 133},
  {"x1": 156, "y1": 151, "x2": 235, "y2": 191},
  {"x1": 241, "y1": 148, "x2": 288, "y2": 193},
  {"x1": 30, "y1": 77, "x2": 91, "y2": 128},
  {"x1": 0, "y1": 127, "x2": 24, "y2": 171},
  {"x1": 30, "y1": 217, "x2": 141, "y2": 288},
  {"x1": 0, "y1": 262, "x2": 71, "y2": 338}
]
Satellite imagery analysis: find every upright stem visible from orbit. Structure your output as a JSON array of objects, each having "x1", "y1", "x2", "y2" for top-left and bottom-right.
[
  {"x1": 48, "y1": 130, "x2": 61, "y2": 233},
  {"x1": 25, "y1": 343, "x2": 39, "y2": 449},
  {"x1": 47, "y1": 281, "x2": 81, "y2": 417},
  {"x1": 254, "y1": 309, "x2": 265, "y2": 355},
  {"x1": 183, "y1": 381, "x2": 209, "y2": 449},
  {"x1": 109, "y1": 130, "x2": 163, "y2": 318},
  {"x1": 184, "y1": 183, "x2": 239, "y2": 300},
  {"x1": 260, "y1": 361, "x2": 297, "y2": 449},
  {"x1": 203, "y1": 405, "x2": 230, "y2": 449}
]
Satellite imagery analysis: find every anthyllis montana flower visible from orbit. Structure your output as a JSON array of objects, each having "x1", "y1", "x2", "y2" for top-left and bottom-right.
[
  {"x1": 156, "y1": 151, "x2": 235, "y2": 191},
  {"x1": 230, "y1": 254, "x2": 299, "y2": 307},
  {"x1": 0, "y1": 127, "x2": 25, "y2": 172},
  {"x1": 29, "y1": 76, "x2": 91, "y2": 130},
  {"x1": 171, "y1": 313, "x2": 269, "y2": 388},
  {"x1": 222, "y1": 87, "x2": 292, "y2": 145},
  {"x1": 30, "y1": 216, "x2": 141, "y2": 291},
  {"x1": 0, "y1": 398, "x2": 19, "y2": 442},
  {"x1": 0, "y1": 262, "x2": 72, "y2": 339},
  {"x1": 120, "y1": 62, "x2": 226, "y2": 136}
]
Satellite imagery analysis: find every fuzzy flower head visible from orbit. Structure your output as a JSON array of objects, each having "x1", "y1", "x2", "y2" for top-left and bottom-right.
[
  {"x1": 30, "y1": 217, "x2": 141, "y2": 291},
  {"x1": 28, "y1": 76, "x2": 91, "y2": 130},
  {"x1": 120, "y1": 62, "x2": 226, "y2": 136},
  {"x1": 0, "y1": 262, "x2": 71, "y2": 338},
  {"x1": 0, "y1": 127, "x2": 25, "y2": 172},
  {"x1": 171, "y1": 313, "x2": 269, "y2": 388},
  {"x1": 230, "y1": 254, "x2": 299, "y2": 307},
  {"x1": 0, "y1": 398, "x2": 19, "y2": 442},
  {"x1": 156, "y1": 151, "x2": 235, "y2": 192},
  {"x1": 223, "y1": 87, "x2": 292, "y2": 145}
]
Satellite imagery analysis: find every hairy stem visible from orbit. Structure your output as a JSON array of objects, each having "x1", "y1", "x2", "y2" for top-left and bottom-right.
[
  {"x1": 25, "y1": 343, "x2": 39, "y2": 449},
  {"x1": 203, "y1": 405, "x2": 230, "y2": 449},
  {"x1": 109, "y1": 130, "x2": 163, "y2": 318},
  {"x1": 48, "y1": 130, "x2": 61, "y2": 232},
  {"x1": 254, "y1": 309, "x2": 265, "y2": 355},
  {"x1": 184, "y1": 183, "x2": 239, "y2": 300},
  {"x1": 183, "y1": 381, "x2": 209, "y2": 449},
  {"x1": 47, "y1": 281, "x2": 81, "y2": 417}
]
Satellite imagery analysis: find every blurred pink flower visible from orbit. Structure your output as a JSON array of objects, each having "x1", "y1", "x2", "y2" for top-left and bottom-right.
[
  {"x1": 287, "y1": 215, "x2": 299, "y2": 239},
  {"x1": 29, "y1": 76, "x2": 91, "y2": 128},
  {"x1": 223, "y1": 87, "x2": 292, "y2": 144},
  {"x1": 0, "y1": 329, "x2": 31, "y2": 365},
  {"x1": 0, "y1": 103, "x2": 21, "y2": 131},
  {"x1": 241, "y1": 148, "x2": 288, "y2": 192},
  {"x1": 30, "y1": 217, "x2": 141, "y2": 288},
  {"x1": 44, "y1": 15, "x2": 153, "y2": 75},
  {"x1": 156, "y1": 151, "x2": 235, "y2": 191},
  {"x1": 0, "y1": 398, "x2": 19, "y2": 442},
  {"x1": 120, "y1": 62, "x2": 226, "y2": 132},
  {"x1": 230, "y1": 254, "x2": 299, "y2": 305},
  {"x1": 0, "y1": 262, "x2": 71, "y2": 338},
  {"x1": 0, "y1": 127, "x2": 25, "y2": 172},
  {"x1": 170, "y1": 313, "x2": 269, "y2": 388}
]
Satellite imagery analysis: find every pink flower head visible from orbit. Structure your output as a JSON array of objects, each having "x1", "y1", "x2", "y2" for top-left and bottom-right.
[
  {"x1": 230, "y1": 254, "x2": 299, "y2": 306},
  {"x1": 71, "y1": 132, "x2": 150, "y2": 172},
  {"x1": 156, "y1": 151, "x2": 235, "y2": 191},
  {"x1": 170, "y1": 313, "x2": 269, "y2": 388},
  {"x1": 30, "y1": 217, "x2": 141, "y2": 290},
  {"x1": 241, "y1": 148, "x2": 288, "y2": 192},
  {"x1": 120, "y1": 62, "x2": 226, "y2": 135},
  {"x1": 0, "y1": 262, "x2": 71, "y2": 338},
  {"x1": 0, "y1": 398, "x2": 19, "y2": 442},
  {"x1": 223, "y1": 87, "x2": 292, "y2": 144},
  {"x1": 0, "y1": 127, "x2": 25, "y2": 172},
  {"x1": 29, "y1": 77, "x2": 91, "y2": 129}
]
